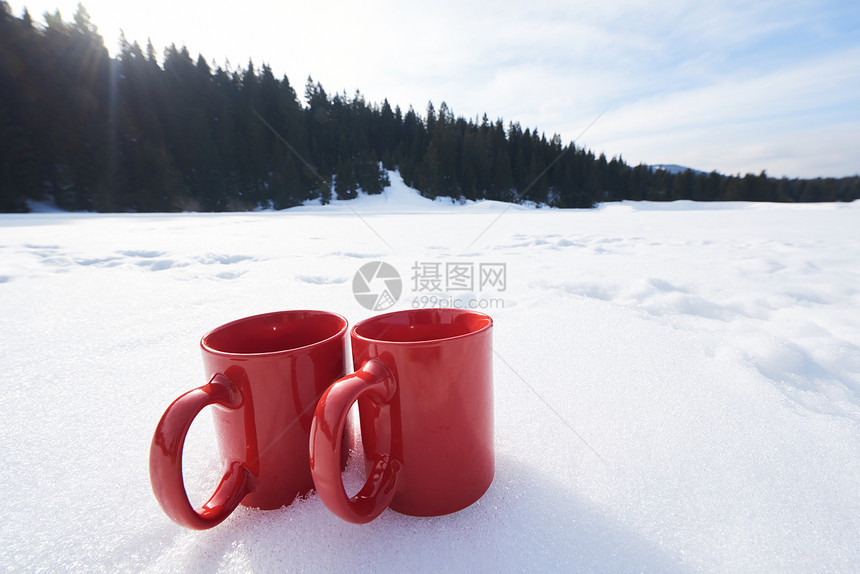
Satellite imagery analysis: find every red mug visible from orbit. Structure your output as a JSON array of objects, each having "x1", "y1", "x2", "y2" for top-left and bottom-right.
[
  {"x1": 310, "y1": 308, "x2": 494, "y2": 523},
  {"x1": 150, "y1": 310, "x2": 350, "y2": 529}
]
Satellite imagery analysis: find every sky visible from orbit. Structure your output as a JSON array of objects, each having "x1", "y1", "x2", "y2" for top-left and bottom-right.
[{"x1": 8, "y1": 0, "x2": 860, "y2": 179}]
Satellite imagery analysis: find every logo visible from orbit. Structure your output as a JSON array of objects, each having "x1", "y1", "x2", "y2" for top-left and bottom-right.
[{"x1": 352, "y1": 261, "x2": 402, "y2": 311}]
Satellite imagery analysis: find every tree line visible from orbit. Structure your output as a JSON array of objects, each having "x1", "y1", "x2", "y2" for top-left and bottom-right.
[{"x1": 1, "y1": 3, "x2": 858, "y2": 213}]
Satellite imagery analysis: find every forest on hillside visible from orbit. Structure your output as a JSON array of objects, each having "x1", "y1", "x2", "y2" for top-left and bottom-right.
[{"x1": 1, "y1": 3, "x2": 858, "y2": 213}]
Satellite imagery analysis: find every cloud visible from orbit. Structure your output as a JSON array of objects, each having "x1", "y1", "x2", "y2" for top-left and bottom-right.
[{"x1": 582, "y1": 45, "x2": 860, "y2": 176}]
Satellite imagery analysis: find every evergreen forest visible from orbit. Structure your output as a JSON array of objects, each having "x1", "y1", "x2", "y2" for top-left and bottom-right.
[{"x1": 2, "y1": 3, "x2": 858, "y2": 213}]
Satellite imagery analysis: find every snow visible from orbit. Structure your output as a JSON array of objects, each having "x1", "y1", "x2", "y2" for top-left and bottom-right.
[
  {"x1": 299, "y1": 170, "x2": 527, "y2": 213},
  {"x1": 1, "y1": 173, "x2": 859, "y2": 572},
  {"x1": 25, "y1": 198, "x2": 68, "y2": 214},
  {"x1": 649, "y1": 163, "x2": 704, "y2": 175}
]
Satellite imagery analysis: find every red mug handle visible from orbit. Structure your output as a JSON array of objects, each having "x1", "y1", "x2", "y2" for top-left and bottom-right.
[
  {"x1": 309, "y1": 359, "x2": 399, "y2": 524},
  {"x1": 149, "y1": 374, "x2": 254, "y2": 529}
]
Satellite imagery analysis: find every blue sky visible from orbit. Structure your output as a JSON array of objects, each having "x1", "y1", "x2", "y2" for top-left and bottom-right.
[{"x1": 9, "y1": 0, "x2": 860, "y2": 178}]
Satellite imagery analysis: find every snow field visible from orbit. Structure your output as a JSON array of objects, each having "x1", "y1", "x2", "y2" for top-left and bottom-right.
[{"x1": 1, "y1": 173, "x2": 858, "y2": 572}]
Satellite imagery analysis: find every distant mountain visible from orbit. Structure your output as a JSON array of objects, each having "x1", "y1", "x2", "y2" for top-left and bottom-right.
[{"x1": 650, "y1": 164, "x2": 705, "y2": 175}]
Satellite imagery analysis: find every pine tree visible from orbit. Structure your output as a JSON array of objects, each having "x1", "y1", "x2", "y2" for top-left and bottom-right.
[
  {"x1": 72, "y1": 2, "x2": 97, "y2": 36},
  {"x1": 145, "y1": 38, "x2": 157, "y2": 64}
]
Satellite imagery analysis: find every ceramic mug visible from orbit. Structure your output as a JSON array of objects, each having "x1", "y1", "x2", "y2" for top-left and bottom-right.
[
  {"x1": 150, "y1": 310, "x2": 350, "y2": 529},
  {"x1": 310, "y1": 308, "x2": 494, "y2": 524}
]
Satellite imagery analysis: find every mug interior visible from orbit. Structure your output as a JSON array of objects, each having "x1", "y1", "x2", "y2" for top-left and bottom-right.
[
  {"x1": 202, "y1": 311, "x2": 347, "y2": 355},
  {"x1": 353, "y1": 308, "x2": 491, "y2": 344}
]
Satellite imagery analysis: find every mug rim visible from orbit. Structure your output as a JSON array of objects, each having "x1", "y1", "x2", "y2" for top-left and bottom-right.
[
  {"x1": 351, "y1": 308, "x2": 492, "y2": 346},
  {"x1": 200, "y1": 309, "x2": 348, "y2": 357}
]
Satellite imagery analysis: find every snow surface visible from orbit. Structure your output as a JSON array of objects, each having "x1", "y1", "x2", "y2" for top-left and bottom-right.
[{"x1": 1, "y1": 171, "x2": 859, "y2": 572}]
